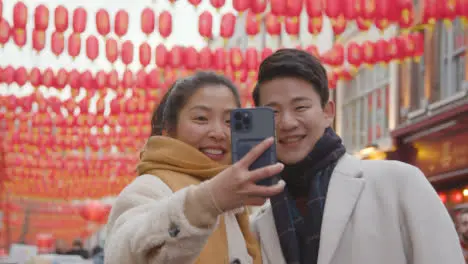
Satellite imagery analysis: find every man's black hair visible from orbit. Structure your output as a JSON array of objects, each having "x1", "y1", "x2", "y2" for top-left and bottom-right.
[{"x1": 252, "y1": 48, "x2": 329, "y2": 107}]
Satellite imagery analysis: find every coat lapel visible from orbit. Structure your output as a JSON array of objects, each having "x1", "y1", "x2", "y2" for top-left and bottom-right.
[{"x1": 318, "y1": 154, "x2": 365, "y2": 264}]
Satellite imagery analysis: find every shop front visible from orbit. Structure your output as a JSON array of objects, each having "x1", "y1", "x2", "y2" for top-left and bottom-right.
[{"x1": 392, "y1": 102, "x2": 468, "y2": 257}]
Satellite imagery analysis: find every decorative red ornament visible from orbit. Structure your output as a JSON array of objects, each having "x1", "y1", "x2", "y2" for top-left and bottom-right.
[
  {"x1": 245, "y1": 48, "x2": 258, "y2": 77},
  {"x1": 356, "y1": 17, "x2": 372, "y2": 31},
  {"x1": 68, "y1": 69, "x2": 81, "y2": 90},
  {"x1": 0, "y1": 19, "x2": 10, "y2": 46},
  {"x1": 305, "y1": 45, "x2": 319, "y2": 58},
  {"x1": 56, "y1": 69, "x2": 69, "y2": 89},
  {"x1": 286, "y1": 0, "x2": 303, "y2": 17},
  {"x1": 2, "y1": 66, "x2": 14, "y2": 85},
  {"x1": 122, "y1": 69, "x2": 134, "y2": 88},
  {"x1": 213, "y1": 48, "x2": 227, "y2": 71},
  {"x1": 199, "y1": 47, "x2": 213, "y2": 70},
  {"x1": 305, "y1": 0, "x2": 323, "y2": 17},
  {"x1": 189, "y1": 0, "x2": 203, "y2": 7},
  {"x1": 251, "y1": 0, "x2": 267, "y2": 15},
  {"x1": 79, "y1": 201, "x2": 111, "y2": 223},
  {"x1": 199, "y1": 11, "x2": 213, "y2": 39},
  {"x1": 210, "y1": 0, "x2": 226, "y2": 10},
  {"x1": 68, "y1": 32, "x2": 81, "y2": 58},
  {"x1": 36, "y1": 234, "x2": 54, "y2": 254},
  {"x1": 285, "y1": 16, "x2": 300, "y2": 36},
  {"x1": 362, "y1": 40, "x2": 376, "y2": 66},
  {"x1": 332, "y1": 16, "x2": 347, "y2": 36},
  {"x1": 184, "y1": 47, "x2": 199, "y2": 71},
  {"x1": 360, "y1": 0, "x2": 376, "y2": 21},
  {"x1": 86, "y1": 35, "x2": 99, "y2": 61},
  {"x1": 34, "y1": 5, "x2": 49, "y2": 31},
  {"x1": 230, "y1": 47, "x2": 244, "y2": 71},
  {"x1": 121, "y1": 40, "x2": 134, "y2": 66},
  {"x1": 107, "y1": 70, "x2": 119, "y2": 89},
  {"x1": 169, "y1": 46, "x2": 185, "y2": 69},
  {"x1": 14, "y1": 67, "x2": 28, "y2": 86},
  {"x1": 32, "y1": 29, "x2": 46, "y2": 52},
  {"x1": 343, "y1": 0, "x2": 357, "y2": 20},
  {"x1": 246, "y1": 11, "x2": 260, "y2": 36},
  {"x1": 51, "y1": 31, "x2": 64, "y2": 57},
  {"x1": 233, "y1": 0, "x2": 251, "y2": 13},
  {"x1": 375, "y1": 0, "x2": 391, "y2": 31},
  {"x1": 308, "y1": 16, "x2": 323, "y2": 36},
  {"x1": 13, "y1": 2, "x2": 28, "y2": 29},
  {"x1": 265, "y1": 13, "x2": 281, "y2": 36},
  {"x1": 261, "y1": 48, "x2": 273, "y2": 60},
  {"x1": 155, "y1": 44, "x2": 169, "y2": 68},
  {"x1": 42, "y1": 68, "x2": 55, "y2": 88},
  {"x1": 73, "y1": 7, "x2": 87, "y2": 33},
  {"x1": 29, "y1": 68, "x2": 42, "y2": 87},
  {"x1": 397, "y1": 0, "x2": 414, "y2": 29},
  {"x1": 136, "y1": 69, "x2": 148, "y2": 89},
  {"x1": 375, "y1": 39, "x2": 389, "y2": 64},
  {"x1": 115, "y1": 10, "x2": 129, "y2": 38},
  {"x1": 81, "y1": 70, "x2": 95, "y2": 91},
  {"x1": 147, "y1": 68, "x2": 160, "y2": 89},
  {"x1": 141, "y1": 8, "x2": 155, "y2": 36},
  {"x1": 347, "y1": 42, "x2": 363, "y2": 69},
  {"x1": 159, "y1": 11, "x2": 172, "y2": 38},
  {"x1": 106, "y1": 38, "x2": 118, "y2": 64},
  {"x1": 54, "y1": 6, "x2": 68, "y2": 33},
  {"x1": 13, "y1": 29, "x2": 26, "y2": 48},
  {"x1": 271, "y1": 0, "x2": 287, "y2": 17},
  {"x1": 95, "y1": 70, "x2": 108, "y2": 90},
  {"x1": 220, "y1": 13, "x2": 236, "y2": 39},
  {"x1": 96, "y1": 9, "x2": 110, "y2": 37},
  {"x1": 139, "y1": 42, "x2": 152, "y2": 67}
]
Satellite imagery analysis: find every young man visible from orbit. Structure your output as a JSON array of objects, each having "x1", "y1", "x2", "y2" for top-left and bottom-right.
[{"x1": 250, "y1": 49, "x2": 464, "y2": 264}]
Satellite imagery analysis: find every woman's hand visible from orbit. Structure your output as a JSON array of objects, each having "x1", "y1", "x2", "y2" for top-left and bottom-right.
[{"x1": 202, "y1": 137, "x2": 285, "y2": 213}]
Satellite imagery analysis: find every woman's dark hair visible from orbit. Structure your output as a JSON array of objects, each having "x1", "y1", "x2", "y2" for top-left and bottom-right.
[
  {"x1": 150, "y1": 71, "x2": 241, "y2": 136},
  {"x1": 252, "y1": 48, "x2": 329, "y2": 108}
]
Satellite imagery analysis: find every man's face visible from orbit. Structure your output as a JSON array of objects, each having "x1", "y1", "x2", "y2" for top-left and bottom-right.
[
  {"x1": 458, "y1": 212, "x2": 468, "y2": 242},
  {"x1": 258, "y1": 77, "x2": 335, "y2": 165}
]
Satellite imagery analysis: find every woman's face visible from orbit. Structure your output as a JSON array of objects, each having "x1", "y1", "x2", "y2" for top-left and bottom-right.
[{"x1": 175, "y1": 85, "x2": 238, "y2": 165}]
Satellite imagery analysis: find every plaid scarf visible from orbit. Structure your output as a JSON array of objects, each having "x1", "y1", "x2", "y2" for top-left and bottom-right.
[{"x1": 271, "y1": 127, "x2": 346, "y2": 264}]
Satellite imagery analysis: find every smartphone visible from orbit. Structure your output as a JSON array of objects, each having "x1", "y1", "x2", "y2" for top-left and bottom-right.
[{"x1": 230, "y1": 107, "x2": 278, "y2": 186}]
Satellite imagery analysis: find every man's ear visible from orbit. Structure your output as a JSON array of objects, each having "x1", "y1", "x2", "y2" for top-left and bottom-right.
[{"x1": 323, "y1": 100, "x2": 335, "y2": 126}]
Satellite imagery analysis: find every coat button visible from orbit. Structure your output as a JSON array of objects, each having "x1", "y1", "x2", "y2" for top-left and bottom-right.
[
  {"x1": 168, "y1": 222, "x2": 180, "y2": 237},
  {"x1": 231, "y1": 258, "x2": 241, "y2": 264}
]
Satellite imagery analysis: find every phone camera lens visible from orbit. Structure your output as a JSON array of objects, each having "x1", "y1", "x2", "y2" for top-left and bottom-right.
[
  {"x1": 235, "y1": 122, "x2": 243, "y2": 131},
  {"x1": 234, "y1": 112, "x2": 243, "y2": 121},
  {"x1": 242, "y1": 116, "x2": 250, "y2": 125}
]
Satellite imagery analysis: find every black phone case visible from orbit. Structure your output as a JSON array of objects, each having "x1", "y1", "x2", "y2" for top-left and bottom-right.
[{"x1": 231, "y1": 107, "x2": 278, "y2": 186}]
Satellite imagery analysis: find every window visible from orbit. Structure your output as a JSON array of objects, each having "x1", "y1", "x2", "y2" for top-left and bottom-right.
[
  {"x1": 437, "y1": 19, "x2": 466, "y2": 102},
  {"x1": 342, "y1": 66, "x2": 390, "y2": 153},
  {"x1": 410, "y1": 55, "x2": 426, "y2": 111}
]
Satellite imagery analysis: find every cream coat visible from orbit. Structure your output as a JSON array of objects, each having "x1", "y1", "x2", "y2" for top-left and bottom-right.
[
  {"x1": 104, "y1": 175, "x2": 252, "y2": 264},
  {"x1": 250, "y1": 154, "x2": 465, "y2": 264}
]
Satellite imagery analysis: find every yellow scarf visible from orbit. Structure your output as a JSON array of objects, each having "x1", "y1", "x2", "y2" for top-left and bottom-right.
[{"x1": 137, "y1": 136, "x2": 262, "y2": 264}]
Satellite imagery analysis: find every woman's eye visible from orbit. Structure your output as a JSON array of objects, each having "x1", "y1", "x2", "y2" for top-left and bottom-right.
[
  {"x1": 195, "y1": 116, "x2": 208, "y2": 121},
  {"x1": 296, "y1": 106, "x2": 308, "y2": 111},
  {"x1": 225, "y1": 119, "x2": 231, "y2": 125}
]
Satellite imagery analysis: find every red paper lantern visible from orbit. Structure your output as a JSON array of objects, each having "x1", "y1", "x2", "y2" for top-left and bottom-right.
[
  {"x1": 169, "y1": 46, "x2": 185, "y2": 69},
  {"x1": 375, "y1": 39, "x2": 389, "y2": 64},
  {"x1": 184, "y1": 47, "x2": 199, "y2": 71},
  {"x1": 30, "y1": 68, "x2": 42, "y2": 87},
  {"x1": 2, "y1": 66, "x2": 14, "y2": 85},
  {"x1": 356, "y1": 17, "x2": 372, "y2": 31},
  {"x1": 230, "y1": 47, "x2": 244, "y2": 71},
  {"x1": 96, "y1": 9, "x2": 110, "y2": 37},
  {"x1": 271, "y1": 0, "x2": 287, "y2": 17},
  {"x1": 0, "y1": 19, "x2": 10, "y2": 46},
  {"x1": 286, "y1": 0, "x2": 303, "y2": 17},
  {"x1": 220, "y1": 13, "x2": 236, "y2": 39},
  {"x1": 214, "y1": 48, "x2": 227, "y2": 71},
  {"x1": 141, "y1": 8, "x2": 155, "y2": 36},
  {"x1": 265, "y1": 13, "x2": 281, "y2": 36},
  {"x1": 199, "y1": 11, "x2": 213, "y2": 39},
  {"x1": 14, "y1": 67, "x2": 28, "y2": 86},
  {"x1": 199, "y1": 47, "x2": 213, "y2": 70},
  {"x1": 115, "y1": 10, "x2": 129, "y2": 38},
  {"x1": 69, "y1": 69, "x2": 81, "y2": 90},
  {"x1": 332, "y1": 16, "x2": 347, "y2": 36},
  {"x1": 324, "y1": 0, "x2": 341, "y2": 21},
  {"x1": 106, "y1": 38, "x2": 118, "y2": 64},
  {"x1": 95, "y1": 70, "x2": 108, "y2": 90},
  {"x1": 308, "y1": 17, "x2": 323, "y2": 35},
  {"x1": 285, "y1": 16, "x2": 300, "y2": 36},
  {"x1": 36, "y1": 234, "x2": 54, "y2": 253},
  {"x1": 68, "y1": 32, "x2": 81, "y2": 58},
  {"x1": 245, "y1": 48, "x2": 258, "y2": 77},
  {"x1": 147, "y1": 68, "x2": 160, "y2": 89},
  {"x1": 79, "y1": 201, "x2": 111, "y2": 223},
  {"x1": 56, "y1": 69, "x2": 69, "y2": 89},
  {"x1": 121, "y1": 40, "x2": 134, "y2": 66},
  {"x1": 397, "y1": 0, "x2": 414, "y2": 29},
  {"x1": 344, "y1": 0, "x2": 357, "y2": 20},
  {"x1": 51, "y1": 31, "x2": 65, "y2": 57},
  {"x1": 375, "y1": 0, "x2": 391, "y2": 31},
  {"x1": 159, "y1": 11, "x2": 172, "y2": 39},
  {"x1": 251, "y1": 0, "x2": 267, "y2": 15},
  {"x1": 305, "y1": 45, "x2": 319, "y2": 58},
  {"x1": 155, "y1": 44, "x2": 169, "y2": 68},
  {"x1": 189, "y1": 0, "x2": 203, "y2": 7},
  {"x1": 246, "y1": 11, "x2": 260, "y2": 36},
  {"x1": 73, "y1": 7, "x2": 87, "y2": 33},
  {"x1": 305, "y1": 0, "x2": 323, "y2": 17},
  {"x1": 34, "y1": 5, "x2": 49, "y2": 31},
  {"x1": 81, "y1": 70, "x2": 95, "y2": 91},
  {"x1": 362, "y1": 41, "x2": 376, "y2": 66},
  {"x1": 54, "y1": 6, "x2": 68, "y2": 33},
  {"x1": 13, "y1": 2, "x2": 28, "y2": 29},
  {"x1": 42, "y1": 68, "x2": 55, "y2": 87},
  {"x1": 136, "y1": 69, "x2": 148, "y2": 89},
  {"x1": 422, "y1": 0, "x2": 439, "y2": 25},
  {"x1": 122, "y1": 69, "x2": 134, "y2": 88},
  {"x1": 108, "y1": 70, "x2": 119, "y2": 89},
  {"x1": 32, "y1": 29, "x2": 46, "y2": 52},
  {"x1": 139, "y1": 43, "x2": 152, "y2": 67},
  {"x1": 210, "y1": 0, "x2": 226, "y2": 9},
  {"x1": 360, "y1": 0, "x2": 375, "y2": 21},
  {"x1": 233, "y1": 0, "x2": 250, "y2": 13},
  {"x1": 441, "y1": 0, "x2": 457, "y2": 23},
  {"x1": 86, "y1": 36, "x2": 99, "y2": 61},
  {"x1": 13, "y1": 29, "x2": 26, "y2": 48},
  {"x1": 261, "y1": 48, "x2": 273, "y2": 60},
  {"x1": 347, "y1": 42, "x2": 363, "y2": 69}
]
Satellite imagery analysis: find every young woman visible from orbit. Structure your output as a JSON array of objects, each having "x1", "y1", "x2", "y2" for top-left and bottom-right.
[{"x1": 104, "y1": 72, "x2": 285, "y2": 264}]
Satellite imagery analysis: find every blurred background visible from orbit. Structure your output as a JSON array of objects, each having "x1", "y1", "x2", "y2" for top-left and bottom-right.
[{"x1": 0, "y1": 0, "x2": 467, "y2": 262}]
